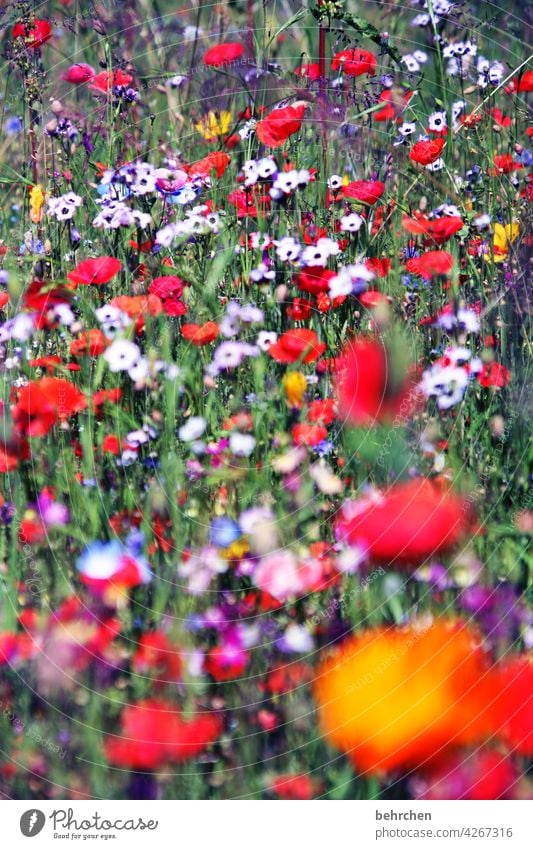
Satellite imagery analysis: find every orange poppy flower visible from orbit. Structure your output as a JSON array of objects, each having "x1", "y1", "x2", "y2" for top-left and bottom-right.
[{"x1": 315, "y1": 620, "x2": 495, "y2": 774}]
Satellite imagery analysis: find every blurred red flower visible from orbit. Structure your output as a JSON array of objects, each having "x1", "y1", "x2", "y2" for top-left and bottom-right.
[
  {"x1": 410, "y1": 138, "x2": 445, "y2": 165},
  {"x1": 268, "y1": 329, "x2": 326, "y2": 363},
  {"x1": 67, "y1": 256, "x2": 122, "y2": 286},
  {"x1": 203, "y1": 42, "x2": 244, "y2": 67},
  {"x1": 335, "y1": 338, "x2": 419, "y2": 426},
  {"x1": 12, "y1": 19, "x2": 52, "y2": 49},
  {"x1": 331, "y1": 48, "x2": 377, "y2": 76},
  {"x1": 478, "y1": 362, "x2": 511, "y2": 388},
  {"x1": 105, "y1": 699, "x2": 222, "y2": 769},
  {"x1": 337, "y1": 478, "x2": 474, "y2": 565},
  {"x1": 342, "y1": 180, "x2": 385, "y2": 204},
  {"x1": 60, "y1": 63, "x2": 95, "y2": 84},
  {"x1": 13, "y1": 378, "x2": 87, "y2": 437},
  {"x1": 256, "y1": 103, "x2": 307, "y2": 148},
  {"x1": 406, "y1": 250, "x2": 454, "y2": 278}
]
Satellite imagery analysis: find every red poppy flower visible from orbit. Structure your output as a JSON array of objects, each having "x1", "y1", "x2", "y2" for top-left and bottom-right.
[
  {"x1": 60, "y1": 63, "x2": 95, "y2": 84},
  {"x1": 406, "y1": 250, "x2": 454, "y2": 278},
  {"x1": 110, "y1": 294, "x2": 163, "y2": 318},
  {"x1": 267, "y1": 329, "x2": 326, "y2": 364},
  {"x1": 331, "y1": 48, "x2": 377, "y2": 77},
  {"x1": 270, "y1": 774, "x2": 323, "y2": 800},
  {"x1": 70, "y1": 329, "x2": 108, "y2": 358},
  {"x1": 336, "y1": 478, "x2": 474, "y2": 565},
  {"x1": 132, "y1": 632, "x2": 182, "y2": 685},
  {"x1": 256, "y1": 103, "x2": 307, "y2": 148},
  {"x1": 182, "y1": 321, "x2": 220, "y2": 345},
  {"x1": 89, "y1": 69, "x2": 134, "y2": 93},
  {"x1": 105, "y1": 699, "x2": 222, "y2": 769},
  {"x1": 205, "y1": 644, "x2": 249, "y2": 681},
  {"x1": 22, "y1": 280, "x2": 73, "y2": 313},
  {"x1": 294, "y1": 267, "x2": 336, "y2": 295},
  {"x1": 307, "y1": 398, "x2": 336, "y2": 425},
  {"x1": 286, "y1": 297, "x2": 313, "y2": 321},
  {"x1": 148, "y1": 275, "x2": 184, "y2": 299},
  {"x1": 506, "y1": 69, "x2": 533, "y2": 93},
  {"x1": 342, "y1": 180, "x2": 385, "y2": 204},
  {"x1": 228, "y1": 189, "x2": 270, "y2": 218},
  {"x1": 374, "y1": 90, "x2": 395, "y2": 121},
  {"x1": 490, "y1": 656, "x2": 533, "y2": 756},
  {"x1": 13, "y1": 378, "x2": 87, "y2": 438},
  {"x1": 478, "y1": 361, "x2": 511, "y2": 388},
  {"x1": 335, "y1": 338, "x2": 419, "y2": 426},
  {"x1": 67, "y1": 257, "x2": 122, "y2": 286},
  {"x1": 203, "y1": 42, "x2": 244, "y2": 67},
  {"x1": 402, "y1": 214, "x2": 464, "y2": 245},
  {"x1": 365, "y1": 257, "x2": 391, "y2": 277},
  {"x1": 294, "y1": 63, "x2": 320, "y2": 80},
  {"x1": 292, "y1": 423, "x2": 328, "y2": 446},
  {"x1": 102, "y1": 434, "x2": 121, "y2": 455},
  {"x1": 413, "y1": 749, "x2": 521, "y2": 800},
  {"x1": 188, "y1": 151, "x2": 231, "y2": 179},
  {"x1": 12, "y1": 19, "x2": 52, "y2": 49},
  {"x1": 491, "y1": 154, "x2": 523, "y2": 175},
  {"x1": 0, "y1": 435, "x2": 30, "y2": 472},
  {"x1": 409, "y1": 138, "x2": 445, "y2": 165}
]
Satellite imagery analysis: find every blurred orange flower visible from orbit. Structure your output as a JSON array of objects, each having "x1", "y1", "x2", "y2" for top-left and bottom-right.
[{"x1": 314, "y1": 620, "x2": 495, "y2": 775}]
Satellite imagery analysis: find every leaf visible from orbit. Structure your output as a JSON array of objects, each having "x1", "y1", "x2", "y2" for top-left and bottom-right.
[{"x1": 265, "y1": 8, "x2": 308, "y2": 47}]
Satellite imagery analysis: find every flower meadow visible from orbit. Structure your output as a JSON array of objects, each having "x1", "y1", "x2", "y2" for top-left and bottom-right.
[{"x1": 0, "y1": 0, "x2": 530, "y2": 802}]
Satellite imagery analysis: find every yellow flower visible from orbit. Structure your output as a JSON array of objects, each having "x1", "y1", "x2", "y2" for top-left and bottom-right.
[
  {"x1": 220, "y1": 538, "x2": 249, "y2": 562},
  {"x1": 283, "y1": 371, "x2": 307, "y2": 408},
  {"x1": 492, "y1": 222, "x2": 519, "y2": 263},
  {"x1": 194, "y1": 111, "x2": 232, "y2": 141},
  {"x1": 29, "y1": 184, "x2": 45, "y2": 224}
]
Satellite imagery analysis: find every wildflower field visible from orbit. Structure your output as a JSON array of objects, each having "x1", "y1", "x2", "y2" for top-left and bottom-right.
[{"x1": 0, "y1": 0, "x2": 531, "y2": 802}]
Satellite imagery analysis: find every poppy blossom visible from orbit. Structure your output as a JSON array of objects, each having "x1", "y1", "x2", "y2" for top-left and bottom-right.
[
  {"x1": 331, "y1": 48, "x2": 377, "y2": 77},
  {"x1": 336, "y1": 478, "x2": 474, "y2": 565},
  {"x1": 294, "y1": 63, "x2": 320, "y2": 80},
  {"x1": 70, "y1": 329, "x2": 108, "y2": 358},
  {"x1": 342, "y1": 180, "x2": 385, "y2": 205},
  {"x1": 89, "y1": 69, "x2": 134, "y2": 93},
  {"x1": 0, "y1": 435, "x2": 30, "y2": 472},
  {"x1": 410, "y1": 138, "x2": 445, "y2": 165},
  {"x1": 67, "y1": 256, "x2": 122, "y2": 286},
  {"x1": 292, "y1": 423, "x2": 328, "y2": 446},
  {"x1": 402, "y1": 214, "x2": 464, "y2": 245},
  {"x1": 411, "y1": 749, "x2": 521, "y2": 800},
  {"x1": 188, "y1": 151, "x2": 231, "y2": 179},
  {"x1": 13, "y1": 378, "x2": 87, "y2": 437},
  {"x1": 105, "y1": 699, "x2": 222, "y2": 769},
  {"x1": 315, "y1": 620, "x2": 495, "y2": 774},
  {"x1": 205, "y1": 644, "x2": 249, "y2": 681},
  {"x1": 132, "y1": 632, "x2": 182, "y2": 685},
  {"x1": 506, "y1": 69, "x2": 533, "y2": 93},
  {"x1": 478, "y1": 361, "x2": 511, "y2": 388},
  {"x1": 267, "y1": 329, "x2": 326, "y2": 364},
  {"x1": 256, "y1": 103, "x2": 307, "y2": 148},
  {"x1": 182, "y1": 321, "x2": 220, "y2": 345},
  {"x1": 335, "y1": 338, "x2": 420, "y2": 426},
  {"x1": 270, "y1": 774, "x2": 323, "y2": 799},
  {"x1": 294, "y1": 267, "x2": 336, "y2": 295},
  {"x1": 406, "y1": 250, "x2": 454, "y2": 278},
  {"x1": 12, "y1": 19, "x2": 52, "y2": 49},
  {"x1": 490, "y1": 656, "x2": 533, "y2": 756},
  {"x1": 203, "y1": 42, "x2": 244, "y2": 67},
  {"x1": 60, "y1": 63, "x2": 95, "y2": 84}
]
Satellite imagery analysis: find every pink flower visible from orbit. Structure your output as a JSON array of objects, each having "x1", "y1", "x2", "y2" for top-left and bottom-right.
[{"x1": 253, "y1": 551, "x2": 322, "y2": 601}]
